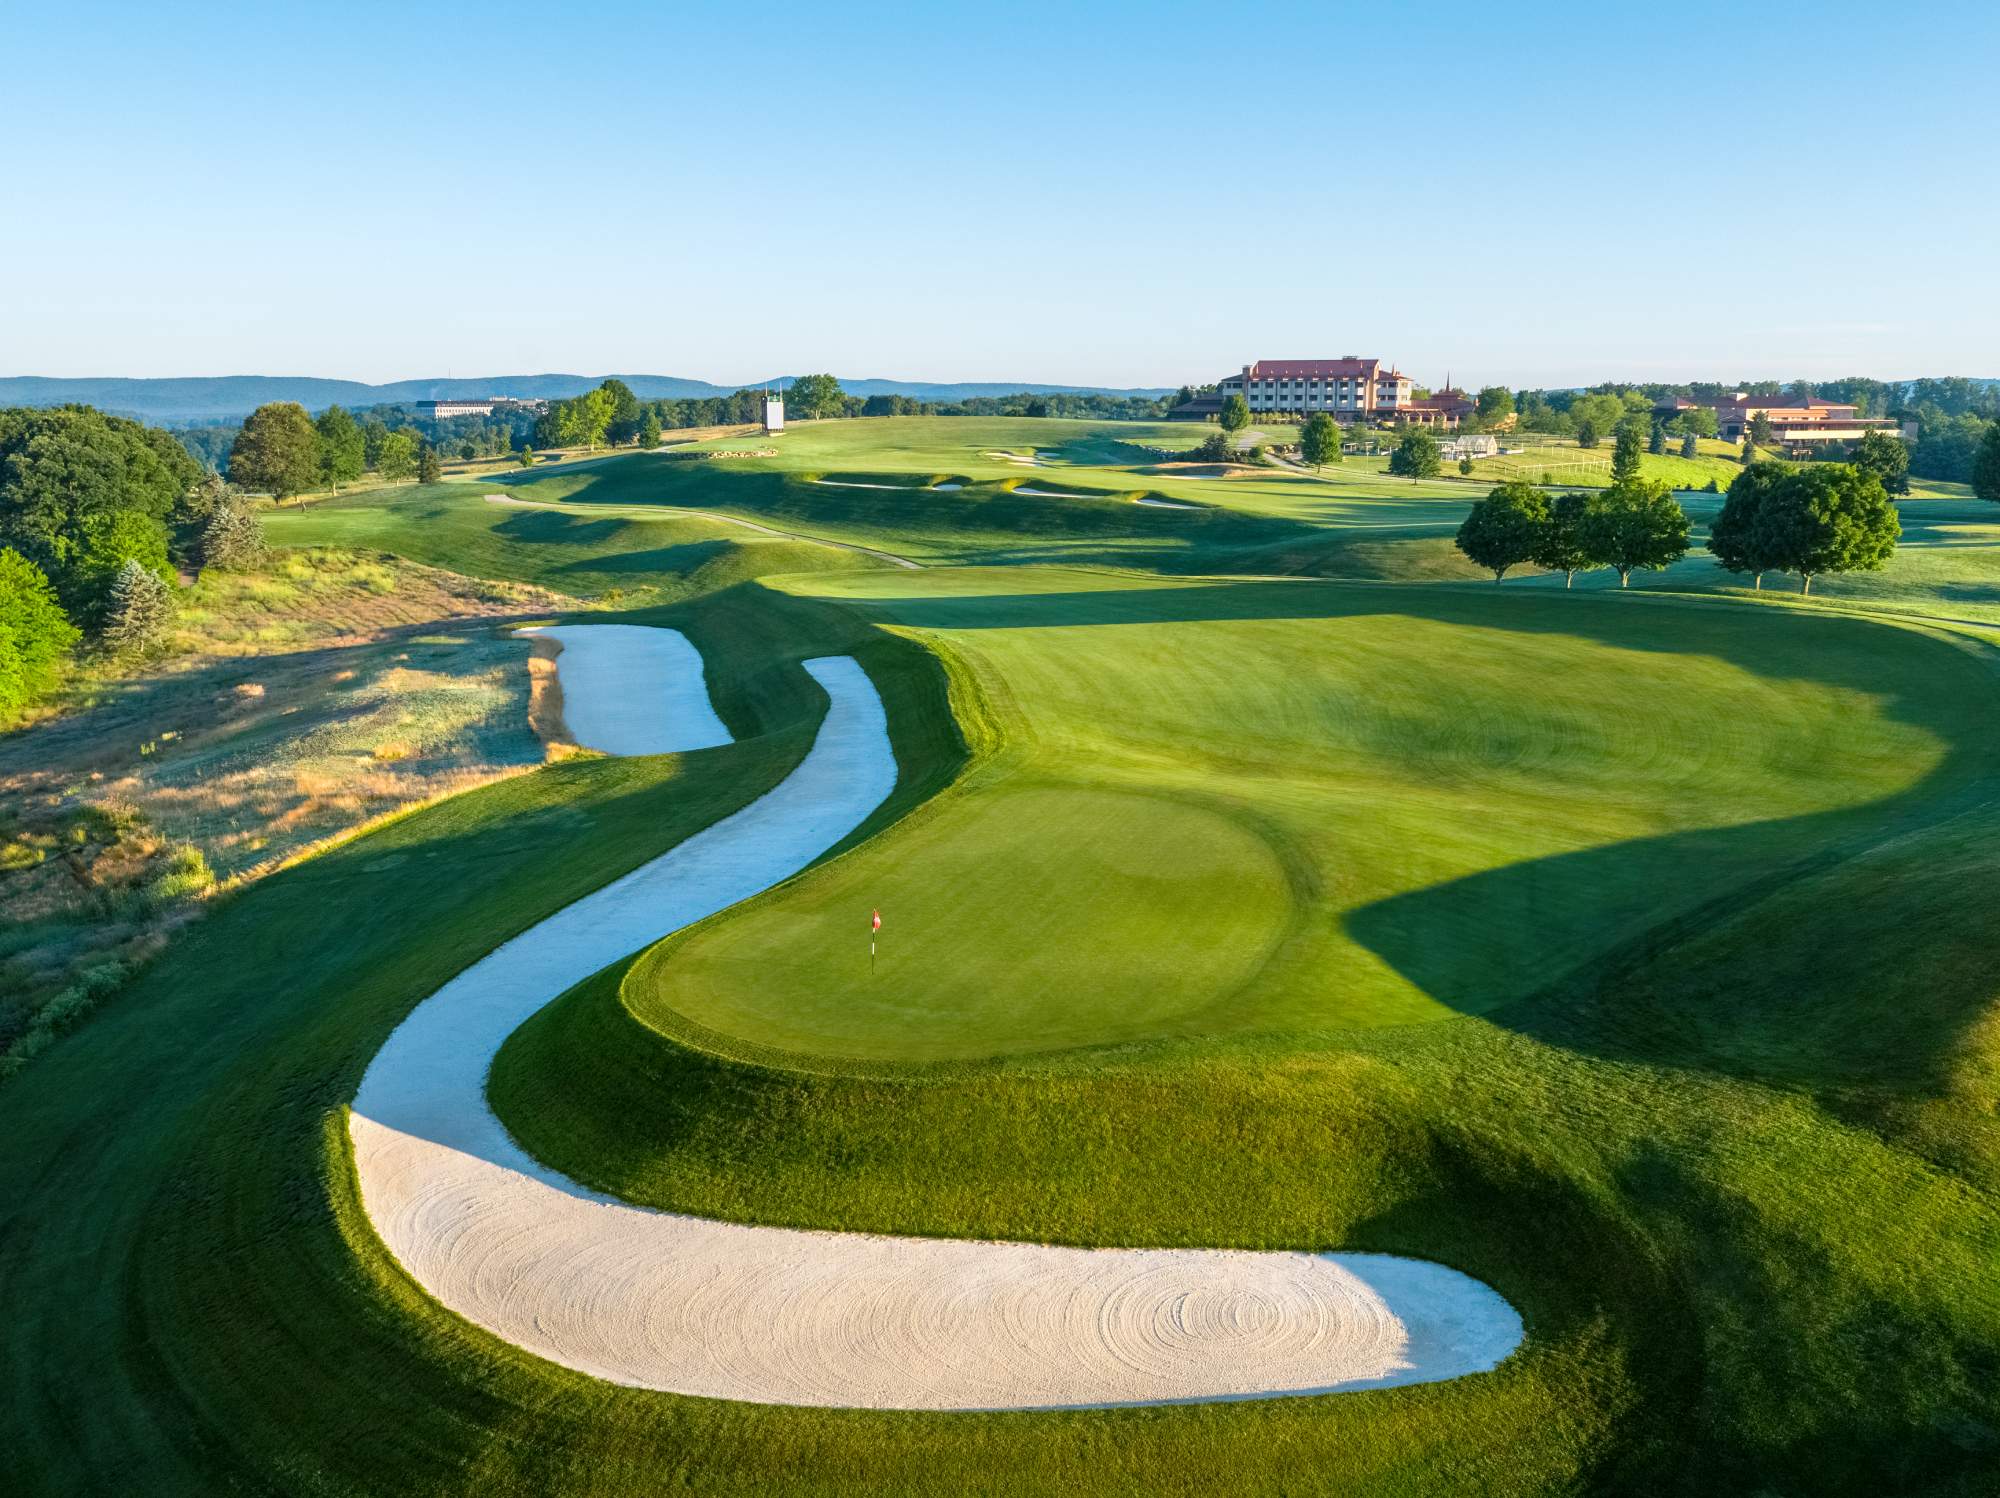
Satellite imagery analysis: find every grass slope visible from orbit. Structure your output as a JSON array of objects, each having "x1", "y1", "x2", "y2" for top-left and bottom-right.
[
  {"x1": 619, "y1": 570, "x2": 1987, "y2": 1059},
  {"x1": 490, "y1": 576, "x2": 2000, "y2": 1494}
]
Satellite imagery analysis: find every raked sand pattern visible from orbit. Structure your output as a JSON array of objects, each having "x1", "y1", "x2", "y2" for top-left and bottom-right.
[{"x1": 348, "y1": 625, "x2": 1523, "y2": 1408}]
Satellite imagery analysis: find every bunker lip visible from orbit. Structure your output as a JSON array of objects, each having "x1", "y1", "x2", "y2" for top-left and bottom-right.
[{"x1": 349, "y1": 625, "x2": 1523, "y2": 1409}]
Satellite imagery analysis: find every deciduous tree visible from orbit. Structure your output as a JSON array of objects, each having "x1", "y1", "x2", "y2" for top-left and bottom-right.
[
  {"x1": 229, "y1": 403, "x2": 320, "y2": 503},
  {"x1": 1475, "y1": 386, "x2": 1514, "y2": 424},
  {"x1": 1387, "y1": 429, "x2": 1442, "y2": 479},
  {"x1": 0, "y1": 405, "x2": 199, "y2": 612},
  {"x1": 1219, "y1": 394, "x2": 1250, "y2": 433},
  {"x1": 1455, "y1": 480, "x2": 1550, "y2": 582},
  {"x1": 1576, "y1": 418, "x2": 1599, "y2": 449},
  {"x1": 1580, "y1": 478, "x2": 1689, "y2": 587},
  {"x1": 1708, "y1": 461, "x2": 1790, "y2": 590},
  {"x1": 1972, "y1": 423, "x2": 2000, "y2": 503},
  {"x1": 1531, "y1": 489, "x2": 1604, "y2": 587},
  {"x1": 0, "y1": 548, "x2": 79, "y2": 714},
  {"x1": 1762, "y1": 463, "x2": 1900, "y2": 594},
  {"x1": 600, "y1": 379, "x2": 642, "y2": 445},
  {"x1": 788, "y1": 374, "x2": 845, "y2": 421},
  {"x1": 1848, "y1": 431, "x2": 1910, "y2": 495},
  {"x1": 1299, "y1": 412, "x2": 1340, "y2": 469},
  {"x1": 314, "y1": 406, "x2": 365, "y2": 493},
  {"x1": 377, "y1": 431, "x2": 417, "y2": 483}
]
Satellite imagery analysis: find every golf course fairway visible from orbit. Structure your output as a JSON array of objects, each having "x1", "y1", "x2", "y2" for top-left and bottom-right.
[{"x1": 356, "y1": 625, "x2": 1521, "y2": 1407}]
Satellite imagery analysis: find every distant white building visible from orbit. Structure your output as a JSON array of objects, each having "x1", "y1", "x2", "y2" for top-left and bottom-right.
[
  {"x1": 764, "y1": 397, "x2": 785, "y2": 434},
  {"x1": 1440, "y1": 434, "x2": 1498, "y2": 460},
  {"x1": 414, "y1": 397, "x2": 548, "y2": 419}
]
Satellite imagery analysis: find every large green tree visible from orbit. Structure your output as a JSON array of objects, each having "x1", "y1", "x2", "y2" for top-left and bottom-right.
[
  {"x1": 1299, "y1": 412, "x2": 1340, "y2": 469},
  {"x1": 1455, "y1": 480, "x2": 1550, "y2": 582},
  {"x1": 1576, "y1": 418, "x2": 1599, "y2": 449},
  {"x1": 788, "y1": 374, "x2": 845, "y2": 422},
  {"x1": 1531, "y1": 489, "x2": 1604, "y2": 588},
  {"x1": 1218, "y1": 394, "x2": 1250, "y2": 433},
  {"x1": 638, "y1": 411, "x2": 663, "y2": 450},
  {"x1": 315, "y1": 406, "x2": 365, "y2": 493},
  {"x1": 376, "y1": 431, "x2": 417, "y2": 483},
  {"x1": 0, "y1": 548, "x2": 80, "y2": 715},
  {"x1": 0, "y1": 404, "x2": 198, "y2": 614},
  {"x1": 600, "y1": 380, "x2": 643, "y2": 445},
  {"x1": 229, "y1": 403, "x2": 320, "y2": 503},
  {"x1": 1580, "y1": 478, "x2": 1690, "y2": 587},
  {"x1": 1847, "y1": 431, "x2": 1909, "y2": 495},
  {"x1": 1707, "y1": 461, "x2": 1792, "y2": 590},
  {"x1": 1475, "y1": 386, "x2": 1514, "y2": 425},
  {"x1": 1762, "y1": 463, "x2": 1900, "y2": 594},
  {"x1": 1387, "y1": 429, "x2": 1442, "y2": 478},
  {"x1": 1669, "y1": 406, "x2": 1719, "y2": 438},
  {"x1": 1972, "y1": 423, "x2": 2000, "y2": 503}
]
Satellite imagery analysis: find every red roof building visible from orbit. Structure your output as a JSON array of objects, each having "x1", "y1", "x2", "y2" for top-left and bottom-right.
[{"x1": 1230, "y1": 357, "x2": 1414, "y2": 419}]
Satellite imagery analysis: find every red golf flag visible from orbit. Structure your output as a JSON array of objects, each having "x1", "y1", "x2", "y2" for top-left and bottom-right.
[{"x1": 871, "y1": 908, "x2": 882, "y2": 934}]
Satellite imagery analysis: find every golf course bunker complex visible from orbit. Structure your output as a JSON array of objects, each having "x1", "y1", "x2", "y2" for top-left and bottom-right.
[{"x1": 349, "y1": 623, "x2": 1522, "y2": 1409}]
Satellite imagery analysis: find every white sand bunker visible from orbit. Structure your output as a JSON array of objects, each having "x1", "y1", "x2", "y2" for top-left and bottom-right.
[
  {"x1": 515, "y1": 625, "x2": 729, "y2": 755},
  {"x1": 349, "y1": 627, "x2": 1522, "y2": 1408},
  {"x1": 1135, "y1": 496, "x2": 1202, "y2": 510}
]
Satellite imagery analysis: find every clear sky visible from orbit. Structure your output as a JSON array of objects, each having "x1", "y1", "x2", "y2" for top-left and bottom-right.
[{"x1": 4, "y1": 0, "x2": 1994, "y2": 390}]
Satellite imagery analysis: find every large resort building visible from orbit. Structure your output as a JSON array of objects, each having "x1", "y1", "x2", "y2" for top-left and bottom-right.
[{"x1": 1173, "y1": 358, "x2": 1474, "y2": 427}]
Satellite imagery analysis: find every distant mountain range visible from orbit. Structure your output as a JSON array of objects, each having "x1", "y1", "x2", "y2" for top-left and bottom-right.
[{"x1": 0, "y1": 374, "x2": 1178, "y2": 425}]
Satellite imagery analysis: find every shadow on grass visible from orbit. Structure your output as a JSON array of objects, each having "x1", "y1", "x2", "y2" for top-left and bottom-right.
[{"x1": 831, "y1": 580, "x2": 2000, "y2": 1093}]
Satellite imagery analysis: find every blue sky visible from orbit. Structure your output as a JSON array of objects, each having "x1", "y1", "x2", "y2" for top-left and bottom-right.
[{"x1": 4, "y1": 0, "x2": 1994, "y2": 388}]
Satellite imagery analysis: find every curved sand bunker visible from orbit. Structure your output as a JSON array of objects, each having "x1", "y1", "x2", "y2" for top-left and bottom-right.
[{"x1": 350, "y1": 627, "x2": 1522, "y2": 1408}]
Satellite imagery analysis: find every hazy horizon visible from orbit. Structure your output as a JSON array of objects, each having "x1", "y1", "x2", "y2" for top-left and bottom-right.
[{"x1": 6, "y1": 0, "x2": 1994, "y2": 390}]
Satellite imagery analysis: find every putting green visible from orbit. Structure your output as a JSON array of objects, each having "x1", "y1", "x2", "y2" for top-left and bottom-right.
[
  {"x1": 649, "y1": 782, "x2": 1295, "y2": 1057},
  {"x1": 625, "y1": 568, "x2": 1985, "y2": 1063}
]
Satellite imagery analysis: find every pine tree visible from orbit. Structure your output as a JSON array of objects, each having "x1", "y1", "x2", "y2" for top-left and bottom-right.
[
  {"x1": 102, "y1": 559, "x2": 172, "y2": 655},
  {"x1": 200, "y1": 495, "x2": 266, "y2": 571}
]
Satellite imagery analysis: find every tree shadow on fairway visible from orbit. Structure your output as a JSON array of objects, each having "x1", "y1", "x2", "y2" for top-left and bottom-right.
[
  {"x1": 845, "y1": 580, "x2": 2000, "y2": 1096},
  {"x1": 1604, "y1": 1138, "x2": 2000, "y2": 1495}
]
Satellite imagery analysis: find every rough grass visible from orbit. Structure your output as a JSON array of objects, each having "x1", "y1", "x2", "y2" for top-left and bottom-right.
[{"x1": 0, "y1": 551, "x2": 570, "y2": 1078}]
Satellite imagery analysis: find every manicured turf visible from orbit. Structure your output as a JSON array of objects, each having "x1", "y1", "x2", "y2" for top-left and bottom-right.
[
  {"x1": 484, "y1": 574, "x2": 2000, "y2": 1495},
  {"x1": 609, "y1": 570, "x2": 1986, "y2": 1059},
  {"x1": 12, "y1": 414, "x2": 2000, "y2": 1495}
]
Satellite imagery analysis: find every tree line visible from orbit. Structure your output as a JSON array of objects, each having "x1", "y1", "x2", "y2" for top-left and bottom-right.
[
  {"x1": 0, "y1": 405, "x2": 270, "y2": 717},
  {"x1": 1454, "y1": 457, "x2": 1908, "y2": 594}
]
